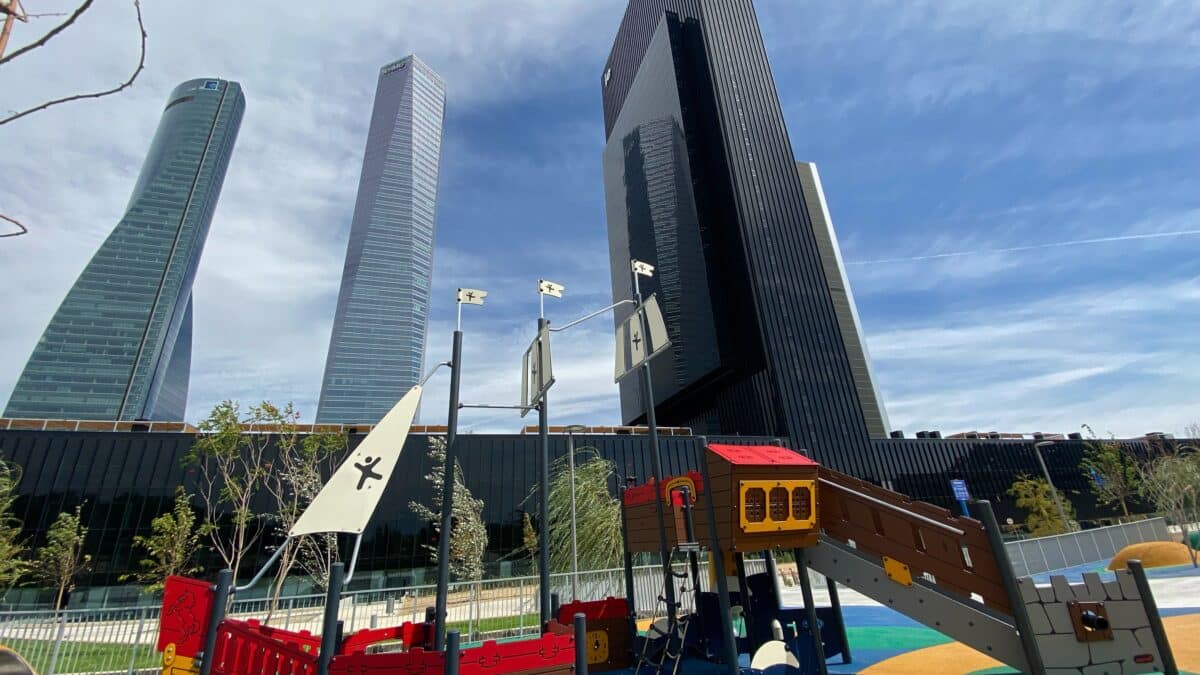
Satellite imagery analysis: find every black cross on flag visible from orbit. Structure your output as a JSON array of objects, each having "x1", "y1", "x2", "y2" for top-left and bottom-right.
[{"x1": 614, "y1": 294, "x2": 670, "y2": 383}]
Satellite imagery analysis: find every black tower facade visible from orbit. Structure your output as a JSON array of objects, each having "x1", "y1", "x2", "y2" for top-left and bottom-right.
[{"x1": 601, "y1": 0, "x2": 873, "y2": 468}]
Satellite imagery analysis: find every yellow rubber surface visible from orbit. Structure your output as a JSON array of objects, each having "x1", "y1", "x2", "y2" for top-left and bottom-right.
[
  {"x1": 861, "y1": 613, "x2": 1200, "y2": 674},
  {"x1": 1109, "y1": 542, "x2": 1196, "y2": 571}
]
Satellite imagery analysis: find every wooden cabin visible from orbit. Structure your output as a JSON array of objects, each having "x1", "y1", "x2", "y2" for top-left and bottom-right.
[{"x1": 621, "y1": 444, "x2": 821, "y2": 555}]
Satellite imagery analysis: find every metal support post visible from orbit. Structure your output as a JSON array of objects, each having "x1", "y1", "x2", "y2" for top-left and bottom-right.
[
  {"x1": 795, "y1": 549, "x2": 828, "y2": 675},
  {"x1": 619, "y1": 484, "x2": 638, "y2": 654},
  {"x1": 551, "y1": 592, "x2": 561, "y2": 625},
  {"x1": 632, "y1": 270, "x2": 675, "y2": 621},
  {"x1": 538, "y1": 316, "x2": 553, "y2": 627},
  {"x1": 317, "y1": 562, "x2": 345, "y2": 675},
  {"x1": 1034, "y1": 442, "x2": 1072, "y2": 532},
  {"x1": 568, "y1": 430, "x2": 579, "y2": 601},
  {"x1": 198, "y1": 568, "x2": 232, "y2": 675},
  {"x1": 1128, "y1": 559, "x2": 1178, "y2": 675},
  {"x1": 679, "y1": 486, "x2": 703, "y2": 635},
  {"x1": 697, "y1": 437, "x2": 739, "y2": 675},
  {"x1": 434, "y1": 330, "x2": 464, "y2": 650},
  {"x1": 826, "y1": 577, "x2": 851, "y2": 664},
  {"x1": 975, "y1": 500, "x2": 1045, "y2": 674},
  {"x1": 574, "y1": 613, "x2": 589, "y2": 675},
  {"x1": 445, "y1": 630, "x2": 461, "y2": 675},
  {"x1": 734, "y1": 552, "x2": 753, "y2": 640}
]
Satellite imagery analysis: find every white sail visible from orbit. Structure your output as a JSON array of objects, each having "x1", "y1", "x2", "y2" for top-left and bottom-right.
[{"x1": 290, "y1": 385, "x2": 422, "y2": 536}]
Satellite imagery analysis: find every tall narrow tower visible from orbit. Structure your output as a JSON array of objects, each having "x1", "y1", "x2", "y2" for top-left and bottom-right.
[
  {"x1": 601, "y1": 0, "x2": 876, "y2": 470},
  {"x1": 317, "y1": 56, "x2": 446, "y2": 424},
  {"x1": 5, "y1": 78, "x2": 244, "y2": 421}
]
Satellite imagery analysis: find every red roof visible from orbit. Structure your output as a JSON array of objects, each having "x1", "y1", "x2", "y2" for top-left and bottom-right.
[{"x1": 707, "y1": 443, "x2": 818, "y2": 467}]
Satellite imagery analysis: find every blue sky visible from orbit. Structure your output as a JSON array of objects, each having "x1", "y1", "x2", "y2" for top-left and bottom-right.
[{"x1": 0, "y1": 1, "x2": 1197, "y2": 437}]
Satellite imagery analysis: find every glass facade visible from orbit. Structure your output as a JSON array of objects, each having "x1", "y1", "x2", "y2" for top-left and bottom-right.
[
  {"x1": 317, "y1": 56, "x2": 446, "y2": 424},
  {"x1": 602, "y1": 1, "x2": 876, "y2": 469},
  {"x1": 4, "y1": 79, "x2": 245, "y2": 421}
]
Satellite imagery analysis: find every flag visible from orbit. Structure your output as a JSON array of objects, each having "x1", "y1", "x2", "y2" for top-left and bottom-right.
[
  {"x1": 537, "y1": 279, "x2": 564, "y2": 298},
  {"x1": 456, "y1": 288, "x2": 487, "y2": 305},
  {"x1": 290, "y1": 385, "x2": 423, "y2": 536},
  {"x1": 631, "y1": 260, "x2": 655, "y2": 277}
]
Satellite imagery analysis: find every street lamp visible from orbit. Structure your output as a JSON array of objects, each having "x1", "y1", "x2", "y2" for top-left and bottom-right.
[
  {"x1": 1034, "y1": 440, "x2": 1073, "y2": 533},
  {"x1": 565, "y1": 424, "x2": 588, "y2": 601}
]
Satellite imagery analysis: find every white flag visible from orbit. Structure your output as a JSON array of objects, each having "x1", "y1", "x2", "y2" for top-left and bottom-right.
[
  {"x1": 457, "y1": 288, "x2": 487, "y2": 305},
  {"x1": 290, "y1": 385, "x2": 422, "y2": 536},
  {"x1": 537, "y1": 279, "x2": 564, "y2": 298}
]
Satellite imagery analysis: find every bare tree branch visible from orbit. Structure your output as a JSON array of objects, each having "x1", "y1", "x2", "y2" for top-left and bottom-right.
[
  {"x1": 0, "y1": 213, "x2": 28, "y2": 238},
  {"x1": 0, "y1": 0, "x2": 93, "y2": 67},
  {"x1": 0, "y1": 0, "x2": 144, "y2": 127}
]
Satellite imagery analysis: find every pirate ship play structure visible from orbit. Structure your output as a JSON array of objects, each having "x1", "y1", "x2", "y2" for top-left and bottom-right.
[{"x1": 154, "y1": 283, "x2": 1179, "y2": 674}]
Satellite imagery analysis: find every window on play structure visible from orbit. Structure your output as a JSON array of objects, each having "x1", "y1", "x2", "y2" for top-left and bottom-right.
[
  {"x1": 739, "y1": 479, "x2": 818, "y2": 533},
  {"x1": 744, "y1": 488, "x2": 767, "y2": 523},
  {"x1": 791, "y1": 487, "x2": 812, "y2": 520},
  {"x1": 769, "y1": 487, "x2": 789, "y2": 521}
]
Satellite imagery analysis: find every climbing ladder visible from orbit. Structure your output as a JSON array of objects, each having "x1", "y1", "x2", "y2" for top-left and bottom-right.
[{"x1": 636, "y1": 544, "x2": 701, "y2": 675}]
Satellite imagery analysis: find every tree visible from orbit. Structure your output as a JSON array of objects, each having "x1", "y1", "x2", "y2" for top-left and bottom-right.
[
  {"x1": 409, "y1": 437, "x2": 488, "y2": 582},
  {"x1": 33, "y1": 505, "x2": 91, "y2": 609},
  {"x1": 1008, "y1": 475, "x2": 1076, "y2": 536},
  {"x1": 122, "y1": 489, "x2": 202, "y2": 592},
  {"x1": 546, "y1": 449, "x2": 622, "y2": 573},
  {"x1": 520, "y1": 512, "x2": 539, "y2": 575},
  {"x1": 0, "y1": 458, "x2": 28, "y2": 590},
  {"x1": 1080, "y1": 426, "x2": 1139, "y2": 518},
  {"x1": 187, "y1": 400, "x2": 277, "y2": 585},
  {"x1": 262, "y1": 414, "x2": 346, "y2": 608},
  {"x1": 1136, "y1": 450, "x2": 1200, "y2": 567}
]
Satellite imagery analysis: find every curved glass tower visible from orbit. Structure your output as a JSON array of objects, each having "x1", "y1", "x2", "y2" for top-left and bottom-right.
[
  {"x1": 4, "y1": 78, "x2": 244, "y2": 421},
  {"x1": 316, "y1": 55, "x2": 446, "y2": 424}
]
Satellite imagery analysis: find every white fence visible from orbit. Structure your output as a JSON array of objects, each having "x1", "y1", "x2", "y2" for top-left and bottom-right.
[{"x1": 1004, "y1": 517, "x2": 1170, "y2": 577}]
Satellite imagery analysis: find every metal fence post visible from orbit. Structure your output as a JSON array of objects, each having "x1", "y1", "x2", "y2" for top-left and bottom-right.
[
  {"x1": 317, "y1": 562, "x2": 345, "y2": 675},
  {"x1": 198, "y1": 569, "x2": 232, "y2": 675},
  {"x1": 126, "y1": 609, "x2": 147, "y2": 675},
  {"x1": 445, "y1": 630, "x2": 461, "y2": 675},
  {"x1": 574, "y1": 613, "x2": 588, "y2": 675},
  {"x1": 46, "y1": 612, "x2": 66, "y2": 675}
]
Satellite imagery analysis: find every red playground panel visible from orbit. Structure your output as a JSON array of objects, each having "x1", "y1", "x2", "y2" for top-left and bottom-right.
[
  {"x1": 209, "y1": 619, "x2": 318, "y2": 675},
  {"x1": 331, "y1": 631, "x2": 575, "y2": 674},
  {"x1": 158, "y1": 575, "x2": 216, "y2": 658}
]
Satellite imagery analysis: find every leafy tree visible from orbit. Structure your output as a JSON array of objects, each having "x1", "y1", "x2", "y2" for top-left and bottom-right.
[
  {"x1": 546, "y1": 449, "x2": 622, "y2": 573},
  {"x1": 1080, "y1": 425, "x2": 1139, "y2": 518},
  {"x1": 409, "y1": 438, "x2": 488, "y2": 582},
  {"x1": 1136, "y1": 450, "x2": 1200, "y2": 567},
  {"x1": 187, "y1": 401, "x2": 278, "y2": 584},
  {"x1": 122, "y1": 488, "x2": 202, "y2": 592},
  {"x1": 260, "y1": 407, "x2": 346, "y2": 612},
  {"x1": 33, "y1": 505, "x2": 91, "y2": 609},
  {"x1": 0, "y1": 459, "x2": 28, "y2": 590},
  {"x1": 1008, "y1": 475, "x2": 1076, "y2": 536}
]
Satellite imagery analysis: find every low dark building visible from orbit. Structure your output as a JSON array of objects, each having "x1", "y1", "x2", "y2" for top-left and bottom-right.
[{"x1": 0, "y1": 425, "x2": 1169, "y2": 606}]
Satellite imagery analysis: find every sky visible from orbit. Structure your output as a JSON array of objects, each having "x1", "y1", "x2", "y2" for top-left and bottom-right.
[{"x1": 0, "y1": 1, "x2": 1197, "y2": 438}]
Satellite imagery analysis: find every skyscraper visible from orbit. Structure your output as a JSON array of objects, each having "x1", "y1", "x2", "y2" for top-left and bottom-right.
[
  {"x1": 797, "y1": 162, "x2": 890, "y2": 439},
  {"x1": 316, "y1": 56, "x2": 446, "y2": 424},
  {"x1": 601, "y1": 0, "x2": 876, "y2": 466},
  {"x1": 5, "y1": 78, "x2": 244, "y2": 421}
]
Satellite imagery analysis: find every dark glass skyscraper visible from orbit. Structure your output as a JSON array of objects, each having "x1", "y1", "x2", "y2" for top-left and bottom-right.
[
  {"x1": 317, "y1": 56, "x2": 446, "y2": 424},
  {"x1": 5, "y1": 79, "x2": 244, "y2": 421},
  {"x1": 601, "y1": 0, "x2": 875, "y2": 466}
]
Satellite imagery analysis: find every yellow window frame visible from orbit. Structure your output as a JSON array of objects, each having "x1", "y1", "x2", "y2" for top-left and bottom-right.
[{"x1": 738, "y1": 479, "x2": 817, "y2": 533}]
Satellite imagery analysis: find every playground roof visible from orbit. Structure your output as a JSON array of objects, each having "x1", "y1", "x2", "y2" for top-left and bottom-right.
[{"x1": 707, "y1": 443, "x2": 818, "y2": 467}]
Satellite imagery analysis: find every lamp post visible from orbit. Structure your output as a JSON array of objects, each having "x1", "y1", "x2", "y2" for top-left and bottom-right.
[
  {"x1": 565, "y1": 424, "x2": 587, "y2": 601},
  {"x1": 1034, "y1": 440, "x2": 1073, "y2": 533}
]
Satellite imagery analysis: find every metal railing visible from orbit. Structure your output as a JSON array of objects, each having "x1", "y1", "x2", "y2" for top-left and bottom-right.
[
  {"x1": 0, "y1": 562, "x2": 722, "y2": 674},
  {"x1": 1004, "y1": 517, "x2": 1170, "y2": 577}
]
